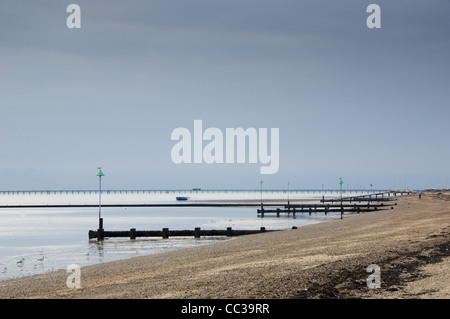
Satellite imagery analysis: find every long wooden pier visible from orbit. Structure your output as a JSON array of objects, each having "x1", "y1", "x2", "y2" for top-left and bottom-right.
[
  {"x1": 89, "y1": 226, "x2": 273, "y2": 240},
  {"x1": 0, "y1": 202, "x2": 391, "y2": 210},
  {"x1": 0, "y1": 203, "x2": 275, "y2": 209}
]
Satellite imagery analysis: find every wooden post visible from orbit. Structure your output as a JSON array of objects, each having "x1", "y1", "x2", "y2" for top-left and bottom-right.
[
  {"x1": 276, "y1": 208, "x2": 280, "y2": 217},
  {"x1": 260, "y1": 227, "x2": 266, "y2": 233},
  {"x1": 227, "y1": 227, "x2": 232, "y2": 237},
  {"x1": 130, "y1": 228, "x2": 136, "y2": 240},
  {"x1": 194, "y1": 227, "x2": 201, "y2": 238},
  {"x1": 162, "y1": 227, "x2": 169, "y2": 239},
  {"x1": 97, "y1": 217, "x2": 104, "y2": 241},
  {"x1": 258, "y1": 208, "x2": 265, "y2": 218}
]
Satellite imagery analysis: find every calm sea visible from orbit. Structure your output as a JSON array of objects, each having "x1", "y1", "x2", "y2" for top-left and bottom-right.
[{"x1": 0, "y1": 189, "x2": 369, "y2": 280}]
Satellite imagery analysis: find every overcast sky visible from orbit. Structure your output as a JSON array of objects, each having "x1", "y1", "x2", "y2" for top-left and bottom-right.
[{"x1": 0, "y1": 0, "x2": 449, "y2": 190}]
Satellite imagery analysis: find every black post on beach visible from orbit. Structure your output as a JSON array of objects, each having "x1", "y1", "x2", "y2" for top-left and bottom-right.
[
  {"x1": 260, "y1": 180, "x2": 264, "y2": 213},
  {"x1": 287, "y1": 181, "x2": 290, "y2": 212},
  {"x1": 195, "y1": 227, "x2": 201, "y2": 238},
  {"x1": 97, "y1": 168, "x2": 105, "y2": 241}
]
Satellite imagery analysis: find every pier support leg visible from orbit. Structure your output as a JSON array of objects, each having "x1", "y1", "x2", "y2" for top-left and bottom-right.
[
  {"x1": 97, "y1": 217, "x2": 104, "y2": 241},
  {"x1": 257, "y1": 208, "x2": 264, "y2": 218}
]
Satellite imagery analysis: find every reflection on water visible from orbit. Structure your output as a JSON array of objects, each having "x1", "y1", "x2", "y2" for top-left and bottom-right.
[{"x1": 0, "y1": 191, "x2": 355, "y2": 280}]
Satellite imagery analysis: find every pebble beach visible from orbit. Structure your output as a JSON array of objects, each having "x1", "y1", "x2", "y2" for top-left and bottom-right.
[{"x1": 0, "y1": 192, "x2": 448, "y2": 299}]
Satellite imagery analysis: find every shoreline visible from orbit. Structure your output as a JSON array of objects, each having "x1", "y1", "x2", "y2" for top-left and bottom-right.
[{"x1": 0, "y1": 192, "x2": 448, "y2": 299}]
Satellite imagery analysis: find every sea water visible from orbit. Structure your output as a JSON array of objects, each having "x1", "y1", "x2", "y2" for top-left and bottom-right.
[{"x1": 0, "y1": 190, "x2": 369, "y2": 280}]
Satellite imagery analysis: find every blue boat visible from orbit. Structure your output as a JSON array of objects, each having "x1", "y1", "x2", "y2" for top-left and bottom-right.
[{"x1": 176, "y1": 196, "x2": 189, "y2": 201}]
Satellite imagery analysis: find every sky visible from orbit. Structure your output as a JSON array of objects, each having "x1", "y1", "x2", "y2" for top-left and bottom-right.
[{"x1": 0, "y1": 0, "x2": 449, "y2": 190}]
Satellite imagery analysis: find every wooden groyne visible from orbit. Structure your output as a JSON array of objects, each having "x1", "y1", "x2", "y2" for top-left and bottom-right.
[
  {"x1": 320, "y1": 192, "x2": 395, "y2": 203},
  {"x1": 258, "y1": 192, "x2": 398, "y2": 217},
  {"x1": 89, "y1": 227, "x2": 273, "y2": 240},
  {"x1": 257, "y1": 203, "x2": 394, "y2": 217}
]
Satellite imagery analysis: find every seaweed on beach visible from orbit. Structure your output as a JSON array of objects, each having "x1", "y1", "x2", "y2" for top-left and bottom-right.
[{"x1": 293, "y1": 231, "x2": 450, "y2": 299}]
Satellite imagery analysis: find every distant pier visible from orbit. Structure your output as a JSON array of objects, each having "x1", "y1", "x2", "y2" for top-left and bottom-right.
[{"x1": 0, "y1": 202, "x2": 273, "y2": 209}]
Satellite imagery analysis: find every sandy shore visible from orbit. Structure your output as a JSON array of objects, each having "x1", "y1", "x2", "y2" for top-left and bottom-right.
[{"x1": 0, "y1": 192, "x2": 449, "y2": 299}]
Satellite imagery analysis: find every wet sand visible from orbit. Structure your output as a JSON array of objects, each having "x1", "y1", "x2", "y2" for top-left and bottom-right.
[{"x1": 1, "y1": 192, "x2": 449, "y2": 299}]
